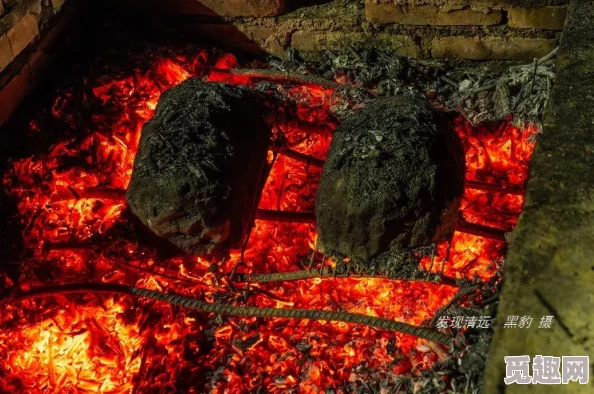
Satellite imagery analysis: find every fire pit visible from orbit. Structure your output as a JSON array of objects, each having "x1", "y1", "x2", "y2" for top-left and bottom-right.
[{"x1": 1, "y1": 1, "x2": 591, "y2": 393}]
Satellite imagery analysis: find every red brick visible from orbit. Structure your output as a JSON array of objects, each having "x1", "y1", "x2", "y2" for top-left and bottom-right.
[
  {"x1": 365, "y1": 1, "x2": 502, "y2": 26},
  {"x1": 508, "y1": 6, "x2": 567, "y2": 30},
  {"x1": 291, "y1": 30, "x2": 420, "y2": 57},
  {"x1": 235, "y1": 24, "x2": 287, "y2": 57},
  {"x1": 431, "y1": 36, "x2": 557, "y2": 60},
  {"x1": 7, "y1": 14, "x2": 39, "y2": 57},
  {"x1": 205, "y1": 0, "x2": 285, "y2": 16},
  {"x1": 0, "y1": 35, "x2": 13, "y2": 70}
]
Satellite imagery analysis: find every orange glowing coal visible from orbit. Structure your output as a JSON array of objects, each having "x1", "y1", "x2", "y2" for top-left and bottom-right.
[{"x1": 0, "y1": 50, "x2": 536, "y2": 393}]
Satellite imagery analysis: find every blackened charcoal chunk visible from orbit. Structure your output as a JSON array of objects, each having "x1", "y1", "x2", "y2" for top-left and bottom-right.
[
  {"x1": 127, "y1": 79, "x2": 269, "y2": 255},
  {"x1": 315, "y1": 94, "x2": 464, "y2": 263}
]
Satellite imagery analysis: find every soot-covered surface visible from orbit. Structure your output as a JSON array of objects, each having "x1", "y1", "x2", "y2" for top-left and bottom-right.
[
  {"x1": 126, "y1": 79, "x2": 270, "y2": 255},
  {"x1": 315, "y1": 93, "x2": 465, "y2": 263}
]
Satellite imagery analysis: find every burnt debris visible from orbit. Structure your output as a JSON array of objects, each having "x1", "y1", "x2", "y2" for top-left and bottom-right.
[
  {"x1": 315, "y1": 93, "x2": 465, "y2": 263},
  {"x1": 126, "y1": 80, "x2": 270, "y2": 255}
]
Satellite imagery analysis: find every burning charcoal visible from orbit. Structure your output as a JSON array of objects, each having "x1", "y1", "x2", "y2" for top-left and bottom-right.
[
  {"x1": 127, "y1": 79, "x2": 270, "y2": 255},
  {"x1": 231, "y1": 334, "x2": 261, "y2": 351},
  {"x1": 315, "y1": 94, "x2": 464, "y2": 263},
  {"x1": 295, "y1": 340, "x2": 313, "y2": 354}
]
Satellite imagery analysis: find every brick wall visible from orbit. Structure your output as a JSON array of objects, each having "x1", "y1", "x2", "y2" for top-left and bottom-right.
[
  {"x1": 0, "y1": 0, "x2": 73, "y2": 73},
  {"x1": 364, "y1": 1, "x2": 566, "y2": 60},
  {"x1": 0, "y1": 0, "x2": 569, "y2": 126},
  {"x1": 0, "y1": 0, "x2": 76, "y2": 125},
  {"x1": 118, "y1": 0, "x2": 565, "y2": 61}
]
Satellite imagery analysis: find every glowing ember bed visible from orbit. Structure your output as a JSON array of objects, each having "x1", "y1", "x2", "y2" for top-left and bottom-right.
[{"x1": 0, "y1": 41, "x2": 539, "y2": 393}]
